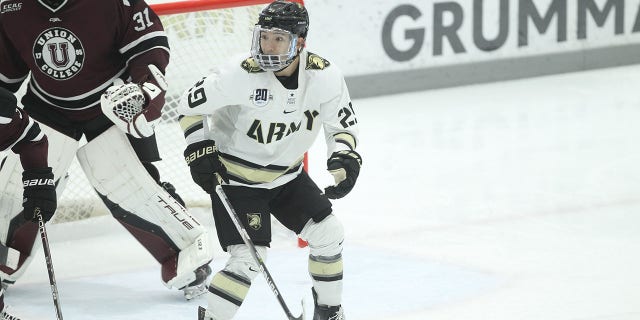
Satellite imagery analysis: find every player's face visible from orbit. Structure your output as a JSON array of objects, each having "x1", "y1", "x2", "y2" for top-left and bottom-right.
[{"x1": 259, "y1": 30, "x2": 293, "y2": 55}]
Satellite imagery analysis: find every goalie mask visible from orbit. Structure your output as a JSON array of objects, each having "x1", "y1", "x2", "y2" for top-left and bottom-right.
[{"x1": 251, "y1": 0, "x2": 309, "y2": 71}]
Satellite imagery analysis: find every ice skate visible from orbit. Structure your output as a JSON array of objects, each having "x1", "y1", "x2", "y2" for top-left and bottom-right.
[
  {"x1": 183, "y1": 264, "x2": 212, "y2": 300},
  {"x1": 1, "y1": 306, "x2": 22, "y2": 320},
  {"x1": 197, "y1": 306, "x2": 216, "y2": 320},
  {"x1": 312, "y1": 288, "x2": 344, "y2": 320},
  {"x1": 1, "y1": 291, "x2": 21, "y2": 320}
]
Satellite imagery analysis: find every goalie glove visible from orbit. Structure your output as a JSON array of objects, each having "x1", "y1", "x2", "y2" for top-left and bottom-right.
[
  {"x1": 22, "y1": 167, "x2": 57, "y2": 223},
  {"x1": 101, "y1": 65, "x2": 167, "y2": 138},
  {"x1": 184, "y1": 140, "x2": 228, "y2": 194},
  {"x1": 324, "y1": 150, "x2": 362, "y2": 199}
]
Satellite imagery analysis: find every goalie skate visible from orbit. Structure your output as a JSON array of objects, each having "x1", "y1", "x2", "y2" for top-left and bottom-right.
[
  {"x1": 182, "y1": 264, "x2": 212, "y2": 300},
  {"x1": 1, "y1": 308, "x2": 21, "y2": 320}
]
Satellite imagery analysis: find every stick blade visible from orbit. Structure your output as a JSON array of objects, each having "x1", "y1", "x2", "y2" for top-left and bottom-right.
[
  {"x1": 198, "y1": 306, "x2": 207, "y2": 320},
  {"x1": 289, "y1": 299, "x2": 305, "y2": 320}
]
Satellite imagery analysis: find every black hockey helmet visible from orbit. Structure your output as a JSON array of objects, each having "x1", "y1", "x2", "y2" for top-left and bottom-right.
[{"x1": 257, "y1": 0, "x2": 309, "y2": 39}]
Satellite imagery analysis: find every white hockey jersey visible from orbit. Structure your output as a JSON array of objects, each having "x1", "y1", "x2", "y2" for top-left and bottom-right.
[{"x1": 178, "y1": 50, "x2": 359, "y2": 189}]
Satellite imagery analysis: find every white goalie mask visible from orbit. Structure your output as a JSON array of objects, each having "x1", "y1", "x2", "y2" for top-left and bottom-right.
[{"x1": 250, "y1": 25, "x2": 300, "y2": 72}]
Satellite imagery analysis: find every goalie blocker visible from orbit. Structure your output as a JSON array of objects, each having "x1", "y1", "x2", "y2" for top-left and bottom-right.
[{"x1": 77, "y1": 126, "x2": 214, "y2": 289}]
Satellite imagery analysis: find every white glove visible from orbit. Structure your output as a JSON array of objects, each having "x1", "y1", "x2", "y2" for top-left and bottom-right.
[{"x1": 100, "y1": 65, "x2": 167, "y2": 138}]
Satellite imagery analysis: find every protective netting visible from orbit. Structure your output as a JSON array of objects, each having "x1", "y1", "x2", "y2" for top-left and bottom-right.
[{"x1": 53, "y1": 3, "x2": 266, "y2": 223}]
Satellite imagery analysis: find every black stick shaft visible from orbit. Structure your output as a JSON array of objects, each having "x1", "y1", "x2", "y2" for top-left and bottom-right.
[
  {"x1": 215, "y1": 185, "x2": 303, "y2": 320},
  {"x1": 36, "y1": 208, "x2": 64, "y2": 320}
]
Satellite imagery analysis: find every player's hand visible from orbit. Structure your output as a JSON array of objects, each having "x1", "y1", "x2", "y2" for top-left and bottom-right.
[
  {"x1": 134, "y1": 64, "x2": 168, "y2": 137},
  {"x1": 22, "y1": 167, "x2": 57, "y2": 223},
  {"x1": 184, "y1": 140, "x2": 228, "y2": 194},
  {"x1": 324, "y1": 150, "x2": 362, "y2": 199}
]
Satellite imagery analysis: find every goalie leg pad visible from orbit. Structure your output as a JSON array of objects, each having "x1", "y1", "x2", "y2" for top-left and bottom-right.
[
  {"x1": 0, "y1": 244, "x2": 19, "y2": 271},
  {"x1": 205, "y1": 244, "x2": 264, "y2": 320},
  {"x1": 77, "y1": 126, "x2": 213, "y2": 288},
  {"x1": 40, "y1": 124, "x2": 80, "y2": 192},
  {"x1": 0, "y1": 153, "x2": 24, "y2": 245},
  {"x1": 299, "y1": 214, "x2": 344, "y2": 307}
]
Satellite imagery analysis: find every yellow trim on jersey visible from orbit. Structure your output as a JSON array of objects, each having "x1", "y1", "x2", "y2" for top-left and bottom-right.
[
  {"x1": 334, "y1": 132, "x2": 356, "y2": 150},
  {"x1": 220, "y1": 155, "x2": 304, "y2": 184},
  {"x1": 179, "y1": 115, "x2": 205, "y2": 133}
]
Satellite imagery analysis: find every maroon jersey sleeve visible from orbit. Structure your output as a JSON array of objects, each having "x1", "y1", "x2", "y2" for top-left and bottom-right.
[
  {"x1": 116, "y1": 0, "x2": 170, "y2": 121},
  {"x1": 1, "y1": 87, "x2": 48, "y2": 169},
  {"x1": 0, "y1": 19, "x2": 29, "y2": 92},
  {"x1": 0, "y1": 112, "x2": 49, "y2": 170}
]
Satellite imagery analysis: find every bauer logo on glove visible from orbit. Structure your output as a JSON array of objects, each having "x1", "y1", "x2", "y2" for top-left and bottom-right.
[{"x1": 22, "y1": 167, "x2": 57, "y2": 223}]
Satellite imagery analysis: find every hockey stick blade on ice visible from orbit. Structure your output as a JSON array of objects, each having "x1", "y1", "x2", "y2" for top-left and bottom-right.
[
  {"x1": 215, "y1": 185, "x2": 304, "y2": 320},
  {"x1": 36, "y1": 208, "x2": 64, "y2": 320},
  {"x1": 198, "y1": 306, "x2": 206, "y2": 320}
]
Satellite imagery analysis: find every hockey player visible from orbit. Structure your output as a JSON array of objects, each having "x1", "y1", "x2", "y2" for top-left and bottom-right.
[
  {"x1": 0, "y1": 0, "x2": 213, "y2": 306},
  {"x1": 178, "y1": 1, "x2": 360, "y2": 319},
  {"x1": 0, "y1": 87, "x2": 55, "y2": 320}
]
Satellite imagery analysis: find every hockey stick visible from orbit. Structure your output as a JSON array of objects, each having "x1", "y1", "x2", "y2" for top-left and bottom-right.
[
  {"x1": 215, "y1": 185, "x2": 304, "y2": 320},
  {"x1": 36, "y1": 208, "x2": 64, "y2": 320}
]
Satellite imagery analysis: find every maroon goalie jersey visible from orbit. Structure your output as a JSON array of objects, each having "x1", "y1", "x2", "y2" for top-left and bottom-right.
[{"x1": 0, "y1": 0, "x2": 169, "y2": 122}]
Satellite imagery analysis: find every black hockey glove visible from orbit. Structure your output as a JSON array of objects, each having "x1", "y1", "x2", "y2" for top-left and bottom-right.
[
  {"x1": 184, "y1": 140, "x2": 228, "y2": 194},
  {"x1": 22, "y1": 167, "x2": 57, "y2": 223},
  {"x1": 324, "y1": 150, "x2": 362, "y2": 199}
]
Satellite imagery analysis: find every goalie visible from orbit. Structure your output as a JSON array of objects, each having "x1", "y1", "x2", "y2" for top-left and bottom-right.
[
  {"x1": 179, "y1": 1, "x2": 360, "y2": 319},
  {"x1": 0, "y1": 0, "x2": 214, "y2": 312}
]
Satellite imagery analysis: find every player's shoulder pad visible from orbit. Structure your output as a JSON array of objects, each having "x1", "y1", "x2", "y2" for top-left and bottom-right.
[
  {"x1": 305, "y1": 52, "x2": 331, "y2": 70},
  {"x1": 240, "y1": 57, "x2": 266, "y2": 73}
]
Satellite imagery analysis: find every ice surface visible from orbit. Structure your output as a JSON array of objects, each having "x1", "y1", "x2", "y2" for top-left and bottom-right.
[{"x1": 5, "y1": 65, "x2": 640, "y2": 319}]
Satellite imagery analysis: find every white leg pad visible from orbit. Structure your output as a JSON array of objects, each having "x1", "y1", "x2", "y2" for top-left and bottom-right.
[
  {"x1": 0, "y1": 244, "x2": 19, "y2": 270},
  {"x1": 0, "y1": 161, "x2": 30, "y2": 281},
  {"x1": 77, "y1": 126, "x2": 213, "y2": 287},
  {"x1": 39, "y1": 124, "x2": 79, "y2": 193},
  {"x1": 0, "y1": 153, "x2": 23, "y2": 245}
]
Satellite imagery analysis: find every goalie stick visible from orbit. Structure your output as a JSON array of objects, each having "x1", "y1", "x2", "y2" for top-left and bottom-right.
[
  {"x1": 0, "y1": 243, "x2": 19, "y2": 270},
  {"x1": 206, "y1": 185, "x2": 304, "y2": 320},
  {"x1": 36, "y1": 208, "x2": 64, "y2": 320}
]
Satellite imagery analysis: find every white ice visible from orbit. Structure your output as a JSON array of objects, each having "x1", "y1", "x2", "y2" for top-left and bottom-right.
[{"x1": 5, "y1": 65, "x2": 640, "y2": 319}]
